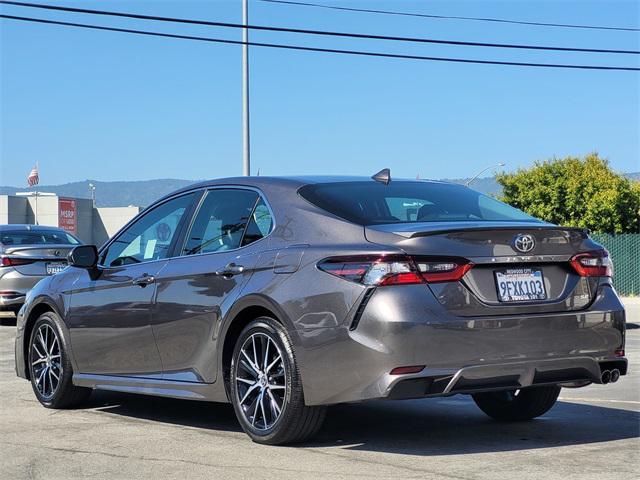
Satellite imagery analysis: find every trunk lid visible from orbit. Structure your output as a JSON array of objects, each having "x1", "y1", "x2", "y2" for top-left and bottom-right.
[
  {"x1": 365, "y1": 222, "x2": 602, "y2": 316},
  {"x1": 1, "y1": 244, "x2": 74, "y2": 276}
]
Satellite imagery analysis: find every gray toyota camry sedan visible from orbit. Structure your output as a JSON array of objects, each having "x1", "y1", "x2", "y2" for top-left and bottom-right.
[{"x1": 14, "y1": 174, "x2": 627, "y2": 445}]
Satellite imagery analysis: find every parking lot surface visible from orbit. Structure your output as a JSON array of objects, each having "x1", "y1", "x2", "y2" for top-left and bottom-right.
[{"x1": 1, "y1": 304, "x2": 638, "y2": 480}]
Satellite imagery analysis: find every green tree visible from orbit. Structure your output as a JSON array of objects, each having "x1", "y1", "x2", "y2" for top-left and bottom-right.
[{"x1": 496, "y1": 153, "x2": 640, "y2": 233}]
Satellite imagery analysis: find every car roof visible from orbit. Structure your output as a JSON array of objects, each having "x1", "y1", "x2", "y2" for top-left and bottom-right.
[
  {"x1": 190, "y1": 175, "x2": 448, "y2": 186},
  {"x1": 0, "y1": 224, "x2": 70, "y2": 232},
  {"x1": 164, "y1": 175, "x2": 452, "y2": 201}
]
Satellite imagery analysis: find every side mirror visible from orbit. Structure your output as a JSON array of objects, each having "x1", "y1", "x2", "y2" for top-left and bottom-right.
[{"x1": 68, "y1": 245, "x2": 98, "y2": 269}]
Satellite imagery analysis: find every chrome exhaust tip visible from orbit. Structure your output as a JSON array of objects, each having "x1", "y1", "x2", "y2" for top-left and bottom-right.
[
  {"x1": 601, "y1": 370, "x2": 611, "y2": 384},
  {"x1": 610, "y1": 369, "x2": 621, "y2": 383}
]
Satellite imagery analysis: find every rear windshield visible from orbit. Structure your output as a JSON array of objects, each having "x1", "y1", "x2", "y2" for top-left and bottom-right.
[
  {"x1": 298, "y1": 181, "x2": 540, "y2": 225},
  {"x1": 0, "y1": 230, "x2": 81, "y2": 246}
]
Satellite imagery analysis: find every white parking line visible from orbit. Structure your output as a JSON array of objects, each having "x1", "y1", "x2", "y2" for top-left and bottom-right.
[{"x1": 560, "y1": 397, "x2": 640, "y2": 405}]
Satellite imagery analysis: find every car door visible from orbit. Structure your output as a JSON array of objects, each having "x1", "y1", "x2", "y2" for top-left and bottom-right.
[
  {"x1": 152, "y1": 188, "x2": 274, "y2": 383},
  {"x1": 66, "y1": 192, "x2": 197, "y2": 376}
]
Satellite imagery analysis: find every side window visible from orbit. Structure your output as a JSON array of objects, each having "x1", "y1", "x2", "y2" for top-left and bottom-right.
[
  {"x1": 241, "y1": 198, "x2": 273, "y2": 247},
  {"x1": 102, "y1": 193, "x2": 194, "y2": 267},
  {"x1": 182, "y1": 189, "x2": 259, "y2": 255}
]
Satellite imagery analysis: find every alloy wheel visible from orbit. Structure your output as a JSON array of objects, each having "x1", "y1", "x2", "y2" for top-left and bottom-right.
[
  {"x1": 234, "y1": 332, "x2": 287, "y2": 430},
  {"x1": 30, "y1": 323, "x2": 63, "y2": 400}
]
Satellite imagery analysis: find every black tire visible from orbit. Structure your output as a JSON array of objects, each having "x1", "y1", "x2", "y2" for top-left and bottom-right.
[
  {"x1": 230, "y1": 317, "x2": 326, "y2": 445},
  {"x1": 28, "y1": 312, "x2": 92, "y2": 409},
  {"x1": 472, "y1": 385, "x2": 561, "y2": 421}
]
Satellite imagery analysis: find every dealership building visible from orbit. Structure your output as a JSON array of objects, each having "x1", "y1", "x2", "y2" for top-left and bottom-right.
[{"x1": 0, "y1": 192, "x2": 141, "y2": 246}]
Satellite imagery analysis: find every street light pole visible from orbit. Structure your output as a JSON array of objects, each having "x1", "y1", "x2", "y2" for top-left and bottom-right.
[
  {"x1": 466, "y1": 162, "x2": 506, "y2": 186},
  {"x1": 242, "y1": 0, "x2": 251, "y2": 176},
  {"x1": 89, "y1": 183, "x2": 96, "y2": 208}
]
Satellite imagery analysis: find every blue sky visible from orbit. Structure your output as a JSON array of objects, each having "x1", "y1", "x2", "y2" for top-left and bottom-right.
[{"x1": 1, "y1": 0, "x2": 639, "y2": 186}]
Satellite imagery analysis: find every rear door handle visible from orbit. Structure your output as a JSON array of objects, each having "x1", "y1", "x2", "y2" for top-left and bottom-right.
[
  {"x1": 132, "y1": 274, "x2": 155, "y2": 287},
  {"x1": 216, "y1": 263, "x2": 245, "y2": 278}
]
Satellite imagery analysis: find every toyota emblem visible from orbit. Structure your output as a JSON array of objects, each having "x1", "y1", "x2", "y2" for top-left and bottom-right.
[{"x1": 513, "y1": 234, "x2": 535, "y2": 253}]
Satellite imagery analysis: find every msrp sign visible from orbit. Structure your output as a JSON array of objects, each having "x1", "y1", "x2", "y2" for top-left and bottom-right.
[{"x1": 58, "y1": 198, "x2": 77, "y2": 235}]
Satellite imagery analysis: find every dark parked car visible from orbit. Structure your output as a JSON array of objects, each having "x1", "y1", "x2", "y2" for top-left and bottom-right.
[
  {"x1": 0, "y1": 225, "x2": 81, "y2": 313},
  {"x1": 15, "y1": 175, "x2": 627, "y2": 445}
]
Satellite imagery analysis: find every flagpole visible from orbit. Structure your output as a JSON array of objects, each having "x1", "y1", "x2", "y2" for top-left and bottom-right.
[
  {"x1": 33, "y1": 161, "x2": 39, "y2": 225},
  {"x1": 26, "y1": 162, "x2": 41, "y2": 225}
]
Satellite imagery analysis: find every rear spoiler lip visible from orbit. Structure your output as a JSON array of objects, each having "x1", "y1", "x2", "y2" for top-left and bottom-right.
[
  {"x1": 1, "y1": 255, "x2": 69, "y2": 263},
  {"x1": 366, "y1": 223, "x2": 589, "y2": 239},
  {"x1": 2, "y1": 244, "x2": 77, "y2": 254}
]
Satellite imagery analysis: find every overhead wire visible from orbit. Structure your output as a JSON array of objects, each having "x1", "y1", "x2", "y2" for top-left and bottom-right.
[
  {"x1": 259, "y1": 0, "x2": 640, "y2": 32},
  {"x1": 0, "y1": 1, "x2": 637, "y2": 55},
  {"x1": 2, "y1": 14, "x2": 638, "y2": 71}
]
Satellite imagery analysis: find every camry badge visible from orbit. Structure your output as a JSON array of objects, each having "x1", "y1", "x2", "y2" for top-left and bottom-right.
[{"x1": 513, "y1": 234, "x2": 535, "y2": 253}]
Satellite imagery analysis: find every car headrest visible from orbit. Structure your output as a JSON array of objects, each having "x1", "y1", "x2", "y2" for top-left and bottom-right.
[{"x1": 417, "y1": 204, "x2": 444, "y2": 221}]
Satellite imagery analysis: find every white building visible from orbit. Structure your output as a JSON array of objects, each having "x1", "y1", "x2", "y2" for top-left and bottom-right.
[{"x1": 0, "y1": 192, "x2": 141, "y2": 246}]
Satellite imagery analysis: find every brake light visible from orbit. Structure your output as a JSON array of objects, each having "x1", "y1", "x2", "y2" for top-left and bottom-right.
[
  {"x1": 0, "y1": 256, "x2": 35, "y2": 267},
  {"x1": 415, "y1": 260, "x2": 474, "y2": 283},
  {"x1": 318, "y1": 255, "x2": 472, "y2": 286},
  {"x1": 570, "y1": 250, "x2": 613, "y2": 277}
]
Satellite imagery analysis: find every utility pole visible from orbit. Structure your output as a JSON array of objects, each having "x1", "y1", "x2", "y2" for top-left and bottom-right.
[
  {"x1": 242, "y1": 0, "x2": 251, "y2": 176},
  {"x1": 89, "y1": 183, "x2": 96, "y2": 208}
]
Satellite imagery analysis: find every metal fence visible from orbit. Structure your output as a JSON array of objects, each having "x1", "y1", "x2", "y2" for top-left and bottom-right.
[{"x1": 591, "y1": 233, "x2": 639, "y2": 296}]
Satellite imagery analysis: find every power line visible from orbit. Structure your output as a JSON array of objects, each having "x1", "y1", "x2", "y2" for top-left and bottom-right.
[
  {"x1": 2, "y1": 14, "x2": 638, "y2": 72},
  {"x1": 0, "y1": 1, "x2": 637, "y2": 55},
  {"x1": 260, "y1": 0, "x2": 640, "y2": 33}
]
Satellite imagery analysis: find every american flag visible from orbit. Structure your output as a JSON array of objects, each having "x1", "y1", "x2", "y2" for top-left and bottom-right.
[{"x1": 27, "y1": 165, "x2": 39, "y2": 187}]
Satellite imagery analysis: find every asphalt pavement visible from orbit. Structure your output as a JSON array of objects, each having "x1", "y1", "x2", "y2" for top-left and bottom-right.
[{"x1": 0, "y1": 300, "x2": 638, "y2": 480}]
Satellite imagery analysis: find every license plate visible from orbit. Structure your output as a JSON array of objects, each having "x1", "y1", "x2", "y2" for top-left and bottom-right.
[
  {"x1": 495, "y1": 268, "x2": 547, "y2": 302},
  {"x1": 46, "y1": 262, "x2": 67, "y2": 275}
]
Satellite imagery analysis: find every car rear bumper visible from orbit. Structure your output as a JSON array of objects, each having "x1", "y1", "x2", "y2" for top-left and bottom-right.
[
  {"x1": 295, "y1": 283, "x2": 627, "y2": 405},
  {"x1": 386, "y1": 356, "x2": 627, "y2": 400},
  {"x1": 0, "y1": 292, "x2": 26, "y2": 308},
  {"x1": 0, "y1": 268, "x2": 45, "y2": 309}
]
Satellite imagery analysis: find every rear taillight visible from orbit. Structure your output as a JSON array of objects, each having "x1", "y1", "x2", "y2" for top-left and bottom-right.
[
  {"x1": 0, "y1": 256, "x2": 35, "y2": 267},
  {"x1": 570, "y1": 250, "x2": 613, "y2": 277},
  {"x1": 318, "y1": 255, "x2": 472, "y2": 286},
  {"x1": 414, "y1": 260, "x2": 474, "y2": 283}
]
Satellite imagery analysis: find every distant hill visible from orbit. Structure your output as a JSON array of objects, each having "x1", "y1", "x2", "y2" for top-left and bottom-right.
[
  {"x1": 1, "y1": 173, "x2": 637, "y2": 207},
  {"x1": 453, "y1": 172, "x2": 639, "y2": 197},
  {"x1": 0, "y1": 179, "x2": 197, "y2": 207},
  {"x1": 447, "y1": 177, "x2": 502, "y2": 196}
]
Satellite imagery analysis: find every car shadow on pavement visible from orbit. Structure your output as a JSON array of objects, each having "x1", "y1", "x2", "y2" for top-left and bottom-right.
[
  {"x1": 84, "y1": 390, "x2": 639, "y2": 454},
  {"x1": 311, "y1": 398, "x2": 640, "y2": 455},
  {"x1": 0, "y1": 315, "x2": 17, "y2": 326},
  {"x1": 85, "y1": 390, "x2": 242, "y2": 433}
]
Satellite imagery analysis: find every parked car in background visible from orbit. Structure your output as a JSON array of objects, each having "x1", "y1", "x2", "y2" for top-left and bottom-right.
[
  {"x1": 14, "y1": 175, "x2": 627, "y2": 445},
  {"x1": 0, "y1": 225, "x2": 81, "y2": 313}
]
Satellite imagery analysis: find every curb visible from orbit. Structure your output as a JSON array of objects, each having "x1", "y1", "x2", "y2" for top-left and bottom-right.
[{"x1": 621, "y1": 297, "x2": 640, "y2": 306}]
